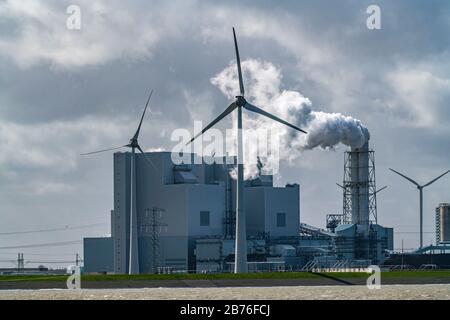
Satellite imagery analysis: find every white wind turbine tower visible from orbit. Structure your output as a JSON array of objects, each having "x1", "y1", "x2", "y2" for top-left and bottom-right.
[
  {"x1": 389, "y1": 168, "x2": 450, "y2": 248},
  {"x1": 81, "y1": 90, "x2": 157, "y2": 275},
  {"x1": 188, "y1": 28, "x2": 307, "y2": 273}
]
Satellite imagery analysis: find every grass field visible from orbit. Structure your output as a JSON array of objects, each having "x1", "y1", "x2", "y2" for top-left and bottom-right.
[{"x1": 1, "y1": 270, "x2": 449, "y2": 282}]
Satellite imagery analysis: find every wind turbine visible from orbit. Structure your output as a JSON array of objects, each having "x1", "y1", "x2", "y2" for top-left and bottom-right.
[
  {"x1": 81, "y1": 90, "x2": 157, "y2": 275},
  {"x1": 336, "y1": 183, "x2": 388, "y2": 195},
  {"x1": 389, "y1": 168, "x2": 450, "y2": 248},
  {"x1": 188, "y1": 28, "x2": 307, "y2": 273}
]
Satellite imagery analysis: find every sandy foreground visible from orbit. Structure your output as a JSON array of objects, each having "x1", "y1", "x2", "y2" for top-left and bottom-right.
[{"x1": 0, "y1": 284, "x2": 449, "y2": 300}]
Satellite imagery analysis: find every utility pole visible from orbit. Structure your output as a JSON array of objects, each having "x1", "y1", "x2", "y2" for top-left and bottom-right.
[
  {"x1": 75, "y1": 253, "x2": 79, "y2": 266},
  {"x1": 17, "y1": 253, "x2": 24, "y2": 272},
  {"x1": 401, "y1": 239, "x2": 404, "y2": 270}
]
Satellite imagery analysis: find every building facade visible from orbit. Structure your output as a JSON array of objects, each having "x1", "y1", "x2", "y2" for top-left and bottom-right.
[
  {"x1": 85, "y1": 152, "x2": 300, "y2": 274},
  {"x1": 83, "y1": 150, "x2": 393, "y2": 274},
  {"x1": 436, "y1": 203, "x2": 450, "y2": 244}
]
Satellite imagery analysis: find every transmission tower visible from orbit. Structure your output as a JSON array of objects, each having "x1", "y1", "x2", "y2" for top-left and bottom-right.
[
  {"x1": 76, "y1": 253, "x2": 83, "y2": 266},
  {"x1": 17, "y1": 253, "x2": 24, "y2": 272},
  {"x1": 141, "y1": 207, "x2": 167, "y2": 273}
]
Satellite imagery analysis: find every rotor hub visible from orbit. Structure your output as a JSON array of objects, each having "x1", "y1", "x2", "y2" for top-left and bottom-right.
[
  {"x1": 129, "y1": 138, "x2": 138, "y2": 148},
  {"x1": 235, "y1": 96, "x2": 246, "y2": 107}
]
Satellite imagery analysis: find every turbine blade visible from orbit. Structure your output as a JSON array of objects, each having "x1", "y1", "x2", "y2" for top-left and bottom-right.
[
  {"x1": 233, "y1": 27, "x2": 245, "y2": 97},
  {"x1": 133, "y1": 89, "x2": 154, "y2": 140},
  {"x1": 244, "y1": 102, "x2": 307, "y2": 134},
  {"x1": 375, "y1": 185, "x2": 388, "y2": 194},
  {"x1": 186, "y1": 102, "x2": 238, "y2": 145},
  {"x1": 389, "y1": 168, "x2": 420, "y2": 187},
  {"x1": 136, "y1": 145, "x2": 158, "y2": 171},
  {"x1": 423, "y1": 170, "x2": 450, "y2": 188},
  {"x1": 80, "y1": 145, "x2": 126, "y2": 156}
]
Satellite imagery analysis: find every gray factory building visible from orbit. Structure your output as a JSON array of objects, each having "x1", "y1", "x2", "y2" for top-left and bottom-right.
[
  {"x1": 436, "y1": 203, "x2": 450, "y2": 244},
  {"x1": 83, "y1": 237, "x2": 114, "y2": 273},
  {"x1": 84, "y1": 152, "x2": 300, "y2": 274},
  {"x1": 83, "y1": 149, "x2": 393, "y2": 274}
]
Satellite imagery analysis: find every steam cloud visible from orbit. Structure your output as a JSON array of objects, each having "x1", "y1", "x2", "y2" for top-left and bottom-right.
[{"x1": 210, "y1": 59, "x2": 370, "y2": 178}]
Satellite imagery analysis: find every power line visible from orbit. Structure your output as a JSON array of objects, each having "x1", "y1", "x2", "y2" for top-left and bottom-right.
[
  {"x1": 0, "y1": 252, "x2": 76, "y2": 257},
  {"x1": 396, "y1": 231, "x2": 435, "y2": 234},
  {"x1": 0, "y1": 223, "x2": 107, "y2": 236},
  {"x1": 0, "y1": 259, "x2": 79, "y2": 264},
  {"x1": 26, "y1": 260, "x2": 78, "y2": 264},
  {"x1": 0, "y1": 240, "x2": 82, "y2": 250}
]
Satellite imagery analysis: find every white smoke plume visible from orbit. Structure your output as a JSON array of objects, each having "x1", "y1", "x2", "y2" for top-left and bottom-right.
[{"x1": 211, "y1": 59, "x2": 370, "y2": 178}]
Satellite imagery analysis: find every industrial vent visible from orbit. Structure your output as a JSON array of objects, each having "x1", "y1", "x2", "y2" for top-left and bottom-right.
[
  {"x1": 173, "y1": 165, "x2": 198, "y2": 184},
  {"x1": 249, "y1": 175, "x2": 273, "y2": 187}
]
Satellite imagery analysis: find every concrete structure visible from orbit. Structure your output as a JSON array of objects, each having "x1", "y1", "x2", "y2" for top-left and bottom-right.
[
  {"x1": 84, "y1": 152, "x2": 300, "y2": 274},
  {"x1": 334, "y1": 223, "x2": 393, "y2": 263},
  {"x1": 83, "y1": 148, "x2": 393, "y2": 273},
  {"x1": 342, "y1": 141, "x2": 376, "y2": 230},
  {"x1": 436, "y1": 203, "x2": 450, "y2": 244},
  {"x1": 335, "y1": 141, "x2": 393, "y2": 262},
  {"x1": 350, "y1": 142, "x2": 370, "y2": 228},
  {"x1": 83, "y1": 238, "x2": 114, "y2": 273},
  {"x1": 245, "y1": 180, "x2": 300, "y2": 238}
]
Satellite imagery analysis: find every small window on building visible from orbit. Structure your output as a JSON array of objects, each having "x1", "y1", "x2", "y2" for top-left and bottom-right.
[
  {"x1": 277, "y1": 212, "x2": 286, "y2": 227},
  {"x1": 200, "y1": 211, "x2": 210, "y2": 226}
]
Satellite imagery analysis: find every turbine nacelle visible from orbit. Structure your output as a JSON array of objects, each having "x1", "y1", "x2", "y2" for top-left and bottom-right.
[
  {"x1": 235, "y1": 96, "x2": 246, "y2": 107},
  {"x1": 128, "y1": 138, "x2": 139, "y2": 148}
]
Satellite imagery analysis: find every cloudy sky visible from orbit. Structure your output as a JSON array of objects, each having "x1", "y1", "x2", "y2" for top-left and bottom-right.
[{"x1": 1, "y1": 0, "x2": 450, "y2": 268}]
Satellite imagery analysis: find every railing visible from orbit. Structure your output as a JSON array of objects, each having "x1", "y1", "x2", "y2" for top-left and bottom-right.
[{"x1": 301, "y1": 260, "x2": 317, "y2": 271}]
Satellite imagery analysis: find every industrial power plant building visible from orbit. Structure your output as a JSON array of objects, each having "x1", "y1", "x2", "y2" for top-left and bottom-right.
[
  {"x1": 84, "y1": 146, "x2": 394, "y2": 274},
  {"x1": 436, "y1": 203, "x2": 450, "y2": 244}
]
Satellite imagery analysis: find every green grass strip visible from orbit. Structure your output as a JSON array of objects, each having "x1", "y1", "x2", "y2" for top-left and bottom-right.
[{"x1": 0, "y1": 270, "x2": 448, "y2": 283}]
